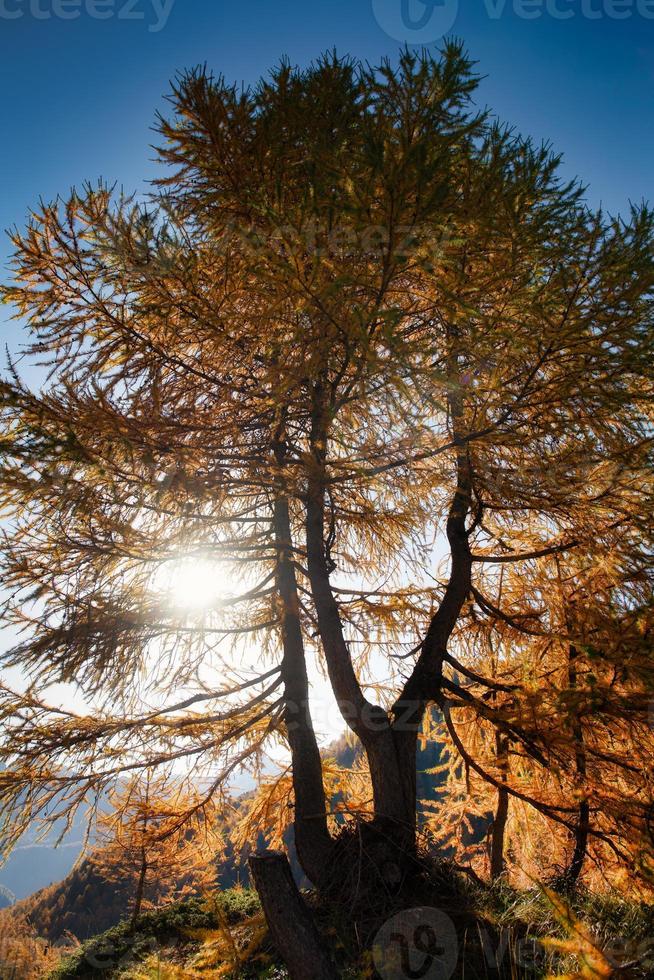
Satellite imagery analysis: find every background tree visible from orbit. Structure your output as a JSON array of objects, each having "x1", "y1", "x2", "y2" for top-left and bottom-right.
[
  {"x1": 0, "y1": 907, "x2": 61, "y2": 979},
  {"x1": 0, "y1": 44, "x2": 652, "y2": 931},
  {"x1": 92, "y1": 774, "x2": 222, "y2": 925}
]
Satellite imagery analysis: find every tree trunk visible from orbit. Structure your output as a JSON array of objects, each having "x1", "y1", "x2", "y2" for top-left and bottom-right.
[
  {"x1": 304, "y1": 385, "x2": 417, "y2": 840},
  {"x1": 392, "y1": 409, "x2": 473, "y2": 822},
  {"x1": 249, "y1": 850, "x2": 338, "y2": 980},
  {"x1": 305, "y1": 464, "x2": 415, "y2": 837},
  {"x1": 273, "y1": 492, "x2": 332, "y2": 887},
  {"x1": 566, "y1": 800, "x2": 590, "y2": 887},
  {"x1": 562, "y1": 642, "x2": 589, "y2": 889},
  {"x1": 304, "y1": 381, "x2": 473, "y2": 860},
  {"x1": 130, "y1": 846, "x2": 147, "y2": 928},
  {"x1": 130, "y1": 792, "x2": 150, "y2": 929},
  {"x1": 396, "y1": 431, "x2": 472, "y2": 713},
  {"x1": 490, "y1": 733, "x2": 509, "y2": 880}
]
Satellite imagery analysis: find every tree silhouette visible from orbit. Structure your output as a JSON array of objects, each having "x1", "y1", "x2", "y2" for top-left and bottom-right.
[{"x1": 0, "y1": 45, "x2": 652, "y2": 914}]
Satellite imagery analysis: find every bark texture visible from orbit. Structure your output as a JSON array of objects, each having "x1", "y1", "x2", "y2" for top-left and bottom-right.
[
  {"x1": 273, "y1": 492, "x2": 332, "y2": 886},
  {"x1": 249, "y1": 850, "x2": 338, "y2": 980},
  {"x1": 490, "y1": 733, "x2": 509, "y2": 880},
  {"x1": 562, "y1": 642, "x2": 589, "y2": 888}
]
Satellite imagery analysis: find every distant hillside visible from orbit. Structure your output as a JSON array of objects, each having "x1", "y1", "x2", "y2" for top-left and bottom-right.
[
  {"x1": 14, "y1": 827, "x2": 247, "y2": 943},
  {"x1": 17, "y1": 858, "x2": 137, "y2": 944},
  {"x1": 0, "y1": 886, "x2": 15, "y2": 909},
  {"x1": 17, "y1": 822, "x2": 265, "y2": 942},
  {"x1": 0, "y1": 816, "x2": 90, "y2": 903}
]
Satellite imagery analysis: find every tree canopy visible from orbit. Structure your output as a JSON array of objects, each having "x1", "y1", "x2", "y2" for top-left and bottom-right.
[{"x1": 0, "y1": 44, "x2": 653, "y2": 897}]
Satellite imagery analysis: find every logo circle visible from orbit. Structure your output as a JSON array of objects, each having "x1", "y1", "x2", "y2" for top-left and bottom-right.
[
  {"x1": 372, "y1": 0, "x2": 459, "y2": 44},
  {"x1": 373, "y1": 906, "x2": 458, "y2": 980}
]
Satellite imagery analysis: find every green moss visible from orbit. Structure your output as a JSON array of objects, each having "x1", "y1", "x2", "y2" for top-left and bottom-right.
[{"x1": 48, "y1": 890, "x2": 261, "y2": 979}]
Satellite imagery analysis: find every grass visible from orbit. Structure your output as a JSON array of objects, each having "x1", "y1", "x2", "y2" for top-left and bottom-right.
[
  {"x1": 470, "y1": 880, "x2": 654, "y2": 977},
  {"x1": 46, "y1": 875, "x2": 654, "y2": 979},
  {"x1": 47, "y1": 890, "x2": 264, "y2": 980}
]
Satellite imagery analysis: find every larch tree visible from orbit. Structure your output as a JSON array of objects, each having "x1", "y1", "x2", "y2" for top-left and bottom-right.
[
  {"x1": 92, "y1": 773, "x2": 222, "y2": 925},
  {"x1": 0, "y1": 43, "x2": 653, "y2": 939}
]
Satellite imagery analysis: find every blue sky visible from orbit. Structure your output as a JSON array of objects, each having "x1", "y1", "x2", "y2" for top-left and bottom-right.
[
  {"x1": 0, "y1": 2, "x2": 651, "y2": 640},
  {"x1": 1, "y1": 2, "x2": 652, "y2": 360},
  {"x1": 0, "y1": 3, "x2": 652, "y2": 314}
]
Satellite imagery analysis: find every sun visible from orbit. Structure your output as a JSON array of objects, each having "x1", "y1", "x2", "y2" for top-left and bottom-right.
[{"x1": 153, "y1": 558, "x2": 227, "y2": 611}]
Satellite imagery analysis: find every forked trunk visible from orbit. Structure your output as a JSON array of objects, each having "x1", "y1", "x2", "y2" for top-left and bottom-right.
[
  {"x1": 305, "y1": 464, "x2": 418, "y2": 850},
  {"x1": 304, "y1": 382, "x2": 472, "y2": 868}
]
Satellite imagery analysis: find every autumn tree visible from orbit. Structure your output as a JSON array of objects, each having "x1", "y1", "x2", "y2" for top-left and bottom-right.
[
  {"x1": 0, "y1": 42, "x2": 653, "y2": 941},
  {"x1": 0, "y1": 907, "x2": 61, "y2": 979},
  {"x1": 92, "y1": 773, "x2": 222, "y2": 925}
]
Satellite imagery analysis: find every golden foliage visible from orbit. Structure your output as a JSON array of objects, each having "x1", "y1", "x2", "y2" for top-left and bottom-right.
[
  {"x1": 92, "y1": 773, "x2": 224, "y2": 917},
  {"x1": 540, "y1": 888, "x2": 614, "y2": 979},
  {"x1": 0, "y1": 44, "x2": 652, "y2": 897},
  {"x1": 0, "y1": 908, "x2": 63, "y2": 979}
]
